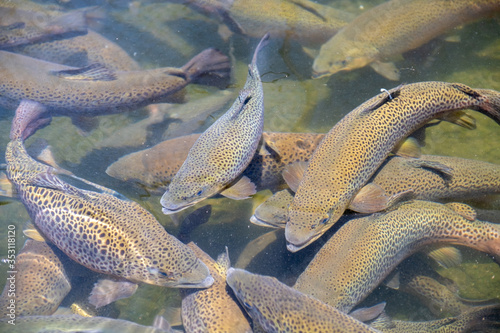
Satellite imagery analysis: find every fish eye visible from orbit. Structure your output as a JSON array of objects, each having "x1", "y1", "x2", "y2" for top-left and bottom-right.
[
  {"x1": 320, "y1": 216, "x2": 329, "y2": 225},
  {"x1": 196, "y1": 190, "x2": 203, "y2": 196},
  {"x1": 243, "y1": 301, "x2": 253, "y2": 309}
]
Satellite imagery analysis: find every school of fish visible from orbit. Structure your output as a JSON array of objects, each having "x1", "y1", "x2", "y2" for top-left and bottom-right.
[{"x1": 0, "y1": 0, "x2": 499, "y2": 332}]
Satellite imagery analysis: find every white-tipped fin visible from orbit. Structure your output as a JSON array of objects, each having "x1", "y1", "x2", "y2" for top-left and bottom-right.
[{"x1": 221, "y1": 176, "x2": 256, "y2": 200}]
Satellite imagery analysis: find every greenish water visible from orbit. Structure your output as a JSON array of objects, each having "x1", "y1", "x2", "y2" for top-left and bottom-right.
[{"x1": 0, "y1": 0, "x2": 499, "y2": 329}]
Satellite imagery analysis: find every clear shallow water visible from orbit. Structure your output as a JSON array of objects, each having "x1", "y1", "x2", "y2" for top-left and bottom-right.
[{"x1": 0, "y1": 0, "x2": 499, "y2": 329}]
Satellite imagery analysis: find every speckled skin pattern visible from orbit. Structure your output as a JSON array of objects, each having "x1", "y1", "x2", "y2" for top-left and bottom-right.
[
  {"x1": 5, "y1": 138, "x2": 213, "y2": 289},
  {"x1": 293, "y1": 200, "x2": 500, "y2": 313},
  {"x1": 160, "y1": 35, "x2": 267, "y2": 214},
  {"x1": 107, "y1": 132, "x2": 325, "y2": 195},
  {"x1": 0, "y1": 48, "x2": 229, "y2": 113},
  {"x1": 11, "y1": 30, "x2": 141, "y2": 71},
  {"x1": 252, "y1": 154, "x2": 500, "y2": 228},
  {"x1": 226, "y1": 268, "x2": 381, "y2": 333},
  {"x1": 181, "y1": 243, "x2": 252, "y2": 333},
  {"x1": 312, "y1": 0, "x2": 500, "y2": 78},
  {"x1": 0, "y1": 239, "x2": 71, "y2": 318},
  {"x1": 286, "y1": 82, "x2": 500, "y2": 252},
  {"x1": 370, "y1": 305, "x2": 500, "y2": 333},
  {"x1": 0, "y1": 315, "x2": 176, "y2": 333},
  {"x1": 400, "y1": 275, "x2": 476, "y2": 318}
]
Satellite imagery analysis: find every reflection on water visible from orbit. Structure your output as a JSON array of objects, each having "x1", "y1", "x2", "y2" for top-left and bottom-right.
[{"x1": 0, "y1": 0, "x2": 499, "y2": 329}]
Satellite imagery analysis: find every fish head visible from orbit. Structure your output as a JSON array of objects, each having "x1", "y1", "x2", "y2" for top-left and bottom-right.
[
  {"x1": 312, "y1": 42, "x2": 374, "y2": 79},
  {"x1": 160, "y1": 175, "x2": 220, "y2": 215},
  {"x1": 146, "y1": 259, "x2": 214, "y2": 288},
  {"x1": 285, "y1": 205, "x2": 344, "y2": 252}
]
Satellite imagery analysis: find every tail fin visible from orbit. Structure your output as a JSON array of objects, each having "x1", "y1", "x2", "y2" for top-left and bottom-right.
[
  {"x1": 10, "y1": 100, "x2": 50, "y2": 141},
  {"x1": 471, "y1": 88, "x2": 500, "y2": 125},
  {"x1": 182, "y1": 48, "x2": 231, "y2": 89}
]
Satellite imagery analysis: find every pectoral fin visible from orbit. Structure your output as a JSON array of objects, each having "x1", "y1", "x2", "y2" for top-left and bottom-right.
[
  {"x1": 349, "y1": 183, "x2": 389, "y2": 213},
  {"x1": 438, "y1": 110, "x2": 476, "y2": 130},
  {"x1": 23, "y1": 221, "x2": 47, "y2": 242},
  {"x1": 406, "y1": 158, "x2": 454, "y2": 177},
  {"x1": 349, "y1": 302, "x2": 386, "y2": 322},
  {"x1": 282, "y1": 161, "x2": 308, "y2": 192},
  {"x1": 220, "y1": 176, "x2": 256, "y2": 200},
  {"x1": 370, "y1": 61, "x2": 400, "y2": 81},
  {"x1": 424, "y1": 244, "x2": 462, "y2": 269},
  {"x1": 89, "y1": 279, "x2": 138, "y2": 308},
  {"x1": 392, "y1": 137, "x2": 421, "y2": 158}
]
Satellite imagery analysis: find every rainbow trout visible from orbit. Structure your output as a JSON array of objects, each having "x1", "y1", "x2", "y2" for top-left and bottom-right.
[
  {"x1": 0, "y1": 48, "x2": 230, "y2": 138},
  {"x1": 181, "y1": 243, "x2": 252, "y2": 332},
  {"x1": 107, "y1": 132, "x2": 325, "y2": 195},
  {"x1": 286, "y1": 81, "x2": 500, "y2": 252},
  {"x1": 293, "y1": 200, "x2": 500, "y2": 313},
  {"x1": 160, "y1": 34, "x2": 268, "y2": 214},
  {"x1": 6, "y1": 111, "x2": 213, "y2": 289},
  {"x1": 0, "y1": 239, "x2": 71, "y2": 318},
  {"x1": 252, "y1": 154, "x2": 500, "y2": 228},
  {"x1": 176, "y1": 0, "x2": 353, "y2": 46},
  {"x1": 312, "y1": 0, "x2": 500, "y2": 79},
  {"x1": 0, "y1": 315, "x2": 177, "y2": 333},
  {"x1": 226, "y1": 268, "x2": 381, "y2": 332}
]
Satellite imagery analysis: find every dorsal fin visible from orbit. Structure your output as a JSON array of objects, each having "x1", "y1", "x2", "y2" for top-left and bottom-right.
[
  {"x1": 445, "y1": 202, "x2": 477, "y2": 221},
  {"x1": 50, "y1": 63, "x2": 117, "y2": 81}
]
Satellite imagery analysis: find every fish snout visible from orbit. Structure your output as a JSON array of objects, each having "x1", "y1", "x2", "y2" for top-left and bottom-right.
[{"x1": 177, "y1": 260, "x2": 214, "y2": 288}]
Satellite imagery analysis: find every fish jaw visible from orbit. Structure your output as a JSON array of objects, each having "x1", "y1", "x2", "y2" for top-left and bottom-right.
[
  {"x1": 148, "y1": 259, "x2": 214, "y2": 288},
  {"x1": 285, "y1": 209, "x2": 331, "y2": 252},
  {"x1": 160, "y1": 180, "x2": 219, "y2": 215}
]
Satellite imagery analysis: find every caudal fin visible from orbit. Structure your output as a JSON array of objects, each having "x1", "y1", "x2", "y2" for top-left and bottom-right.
[
  {"x1": 473, "y1": 88, "x2": 500, "y2": 125},
  {"x1": 182, "y1": 48, "x2": 231, "y2": 89},
  {"x1": 10, "y1": 100, "x2": 51, "y2": 141}
]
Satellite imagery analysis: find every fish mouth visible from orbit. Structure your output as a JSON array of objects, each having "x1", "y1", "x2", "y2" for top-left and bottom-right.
[
  {"x1": 285, "y1": 230, "x2": 322, "y2": 253},
  {"x1": 249, "y1": 215, "x2": 284, "y2": 229},
  {"x1": 311, "y1": 70, "x2": 332, "y2": 79},
  {"x1": 177, "y1": 274, "x2": 215, "y2": 289},
  {"x1": 161, "y1": 203, "x2": 192, "y2": 215}
]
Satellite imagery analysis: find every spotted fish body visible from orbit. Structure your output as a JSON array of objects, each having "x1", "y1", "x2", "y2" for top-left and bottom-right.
[
  {"x1": 5, "y1": 137, "x2": 213, "y2": 289},
  {"x1": 286, "y1": 82, "x2": 500, "y2": 252},
  {"x1": 183, "y1": 0, "x2": 353, "y2": 46},
  {"x1": 11, "y1": 29, "x2": 141, "y2": 71},
  {"x1": 293, "y1": 200, "x2": 500, "y2": 313},
  {"x1": 0, "y1": 315, "x2": 176, "y2": 333},
  {"x1": 0, "y1": 239, "x2": 71, "y2": 318},
  {"x1": 370, "y1": 305, "x2": 500, "y2": 332},
  {"x1": 181, "y1": 243, "x2": 252, "y2": 333},
  {"x1": 251, "y1": 154, "x2": 500, "y2": 228},
  {"x1": 312, "y1": 0, "x2": 500, "y2": 79},
  {"x1": 107, "y1": 132, "x2": 324, "y2": 195},
  {"x1": 160, "y1": 34, "x2": 268, "y2": 214},
  {"x1": 0, "y1": 47, "x2": 230, "y2": 113},
  {"x1": 226, "y1": 268, "x2": 381, "y2": 332}
]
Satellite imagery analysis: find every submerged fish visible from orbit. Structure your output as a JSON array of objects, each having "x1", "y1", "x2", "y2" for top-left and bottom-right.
[
  {"x1": 252, "y1": 154, "x2": 500, "y2": 228},
  {"x1": 178, "y1": 0, "x2": 353, "y2": 46},
  {"x1": 107, "y1": 132, "x2": 325, "y2": 195},
  {"x1": 11, "y1": 29, "x2": 141, "y2": 71},
  {"x1": 160, "y1": 34, "x2": 268, "y2": 214},
  {"x1": 0, "y1": 3, "x2": 89, "y2": 48},
  {"x1": 0, "y1": 314, "x2": 177, "y2": 333},
  {"x1": 286, "y1": 82, "x2": 500, "y2": 252},
  {"x1": 181, "y1": 243, "x2": 252, "y2": 332},
  {"x1": 226, "y1": 268, "x2": 381, "y2": 332},
  {"x1": 312, "y1": 0, "x2": 500, "y2": 79},
  {"x1": 370, "y1": 304, "x2": 500, "y2": 332},
  {"x1": 0, "y1": 239, "x2": 71, "y2": 318},
  {"x1": 293, "y1": 200, "x2": 500, "y2": 313},
  {"x1": 1, "y1": 47, "x2": 230, "y2": 138},
  {"x1": 5, "y1": 116, "x2": 213, "y2": 290},
  {"x1": 400, "y1": 274, "x2": 499, "y2": 318}
]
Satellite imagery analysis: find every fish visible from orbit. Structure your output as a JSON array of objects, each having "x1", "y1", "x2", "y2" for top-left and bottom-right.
[
  {"x1": 251, "y1": 154, "x2": 500, "y2": 228},
  {"x1": 286, "y1": 81, "x2": 500, "y2": 252},
  {"x1": 5, "y1": 115, "x2": 213, "y2": 290},
  {"x1": 226, "y1": 267, "x2": 381, "y2": 332},
  {"x1": 106, "y1": 132, "x2": 325, "y2": 195},
  {"x1": 400, "y1": 274, "x2": 499, "y2": 318},
  {"x1": 0, "y1": 314, "x2": 178, "y2": 333},
  {"x1": 370, "y1": 304, "x2": 500, "y2": 332},
  {"x1": 0, "y1": 239, "x2": 71, "y2": 318},
  {"x1": 160, "y1": 34, "x2": 269, "y2": 214},
  {"x1": 312, "y1": 0, "x2": 500, "y2": 79},
  {"x1": 181, "y1": 243, "x2": 252, "y2": 332},
  {"x1": 0, "y1": 47, "x2": 230, "y2": 139},
  {"x1": 293, "y1": 200, "x2": 500, "y2": 313},
  {"x1": 11, "y1": 29, "x2": 141, "y2": 71},
  {"x1": 0, "y1": 3, "x2": 90, "y2": 49},
  {"x1": 176, "y1": 0, "x2": 354, "y2": 46}
]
